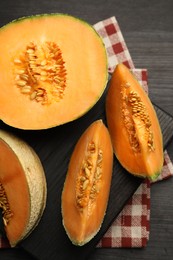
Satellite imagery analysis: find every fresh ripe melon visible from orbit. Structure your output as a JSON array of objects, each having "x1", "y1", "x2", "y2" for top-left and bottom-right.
[
  {"x1": 0, "y1": 129, "x2": 47, "y2": 247},
  {"x1": 0, "y1": 14, "x2": 108, "y2": 130},
  {"x1": 106, "y1": 63, "x2": 163, "y2": 181},
  {"x1": 61, "y1": 120, "x2": 113, "y2": 246}
]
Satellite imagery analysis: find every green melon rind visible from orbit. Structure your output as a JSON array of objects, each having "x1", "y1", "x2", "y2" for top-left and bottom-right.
[
  {"x1": 0, "y1": 129, "x2": 47, "y2": 247},
  {"x1": 130, "y1": 170, "x2": 162, "y2": 182},
  {"x1": 147, "y1": 170, "x2": 162, "y2": 182}
]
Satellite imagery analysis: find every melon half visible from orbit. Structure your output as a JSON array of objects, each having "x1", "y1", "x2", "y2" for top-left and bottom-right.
[{"x1": 0, "y1": 14, "x2": 108, "y2": 129}]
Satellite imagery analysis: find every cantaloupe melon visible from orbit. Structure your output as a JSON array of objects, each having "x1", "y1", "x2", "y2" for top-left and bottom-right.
[
  {"x1": 0, "y1": 129, "x2": 47, "y2": 246},
  {"x1": 61, "y1": 120, "x2": 113, "y2": 246},
  {"x1": 106, "y1": 64, "x2": 163, "y2": 181},
  {"x1": 0, "y1": 14, "x2": 108, "y2": 130}
]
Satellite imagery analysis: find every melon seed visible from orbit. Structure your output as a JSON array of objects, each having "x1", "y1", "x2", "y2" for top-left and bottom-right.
[
  {"x1": 27, "y1": 49, "x2": 34, "y2": 54},
  {"x1": 36, "y1": 96, "x2": 44, "y2": 102},
  {"x1": 84, "y1": 167, "x2": 90, "y2": 178},
  {"x1": 20, "y1": 74, "x2": 29, "y2": 81},
  {"x1": 17, "y1": 80, "x2": 27, "y2": 87},
  {"x1": 30, "y1": 91, "x2": 37, "y2": 100},
  {"x1": 89, "y1": 193, "x2": 95, "y2": 199},
  {"x1": 14, "y1": 59, "x2": 22, "y2": 64},
  {"x1": 83, "y1": 180, "x2": 89, "y2": 190},
  {"x1": 16, "y1": 69, "x2": 26, "y2": 74},
  {"x1": 21, "y1": 86, "x2": 31, "y2": 94},
  {"x1": 87, "y1": 158, "x2": 93, "y2": 166},
  {"x1": 80, "y1": 176, "x2": 86, "y2": 182}
]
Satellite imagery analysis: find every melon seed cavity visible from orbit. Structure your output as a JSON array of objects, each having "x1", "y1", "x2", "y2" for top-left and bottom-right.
[
  {"x1": 76, "y1": 141, "x2": 103, "y2": 213},
  {"x1": 121, "y1": 83, "x2": 155, "y2": 152},
  {"x1": 0, "y1": 183, "x2": 13, "y2": 226},
  {"x1": 13, "y1": 41, "x2": 67, "y2": 105}
]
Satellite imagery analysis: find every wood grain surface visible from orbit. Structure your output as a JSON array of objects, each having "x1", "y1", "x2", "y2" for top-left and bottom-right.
[{"x1": 0, "y1": 1, "x2": 173, "y2": 259}]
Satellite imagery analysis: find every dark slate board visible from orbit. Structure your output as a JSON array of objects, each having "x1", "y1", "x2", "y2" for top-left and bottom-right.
[{"x1": 0, "y1": 82, "x2": 173, "y2": 260}]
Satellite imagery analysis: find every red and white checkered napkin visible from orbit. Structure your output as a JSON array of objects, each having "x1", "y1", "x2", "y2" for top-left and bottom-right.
[
  {"x1": 0, "y1": 16, "x2": 173, "y2": 249},
  {"x1": 93, "y1": 16, "x2": 173, "y2": 248}
]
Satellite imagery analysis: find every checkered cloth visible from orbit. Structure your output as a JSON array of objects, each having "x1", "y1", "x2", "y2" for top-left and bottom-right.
[
  {"x1": 94, "y1": 16, "x2": 173, "y2": 248},
  {"x1": 0, "y1": 16, "x2": 173, "y2": 249},
  {"x1": 97, "y1": 179, "x2": 151, "y2": 248},
  {"x1": 93, "y1": 16, "x2": 135, "y2": 73}
]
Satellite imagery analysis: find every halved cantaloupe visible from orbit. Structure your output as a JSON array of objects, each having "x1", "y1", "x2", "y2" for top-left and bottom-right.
[
  {"x1": 61, "y1": 120, "x2": 113, "y2": 246},
  {"x1": 0, "y1": 14, "x2": 108, "y2": 130},
  {"x1": 0, "y1": 129, "x2": 47, "y2": 246},
  {"x1": 106, "y1": 63, "x2": 163, "y2": 181}
]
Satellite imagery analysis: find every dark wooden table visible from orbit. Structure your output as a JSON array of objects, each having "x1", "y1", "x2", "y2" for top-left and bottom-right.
[{"x1": 0, "y1": 0, "x2": 173, "y2": 259}]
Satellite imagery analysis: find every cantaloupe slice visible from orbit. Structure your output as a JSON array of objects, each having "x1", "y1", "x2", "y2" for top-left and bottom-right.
[
  {"x1": 106, "y1": 63, "x2": 163, "y2": 181},
  {"x1": 61, "y1": 120, "x2": 113, "y2": 246},
  {"x1": 0, "y1": 129, "x2": 47, "y2": 247},
  {"x1": 0, "y1": 14, "x2": 108, "y2": 130}
]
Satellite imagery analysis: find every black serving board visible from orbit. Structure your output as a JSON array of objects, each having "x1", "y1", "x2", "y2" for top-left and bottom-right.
[{"x1": 0, "y1": 82, "x2": 173, "y2": 260}]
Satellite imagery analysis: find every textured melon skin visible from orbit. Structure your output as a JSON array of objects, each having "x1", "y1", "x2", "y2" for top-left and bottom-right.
[
  {"x1": 0, "y1": 130, "x2": 47, "y2": 247},
  {"x1": 0, "y1": 13, "x2": 108, "y2": 130}
]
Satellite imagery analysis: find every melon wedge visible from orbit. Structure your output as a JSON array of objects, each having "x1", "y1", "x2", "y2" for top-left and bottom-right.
[
  {"x1": 0, "y1": 129, "x2": 47, "y2": 246},
  {"x1": 62, "y1": 120, "x2": 113, "y2": 246},
  {"x1": 106, "y1": 63, "x2": 163, "y2": 181}
]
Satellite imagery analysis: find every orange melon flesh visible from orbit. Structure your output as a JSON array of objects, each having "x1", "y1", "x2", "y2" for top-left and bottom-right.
[
  {"x1": 62, "y1": 120, "x2": 113, "y2": 246},
  {"x1": 106, "y1": 63, "x2": 163, "y2": 181},
  {"x1": 0, "y1": 14, "x2": 108, "y2": 130},
  {"x1": 0, "y1": 130, "x2": 47, "y2": 247},
  {"x1": 0, "y1": 139, "x2": 30, "y2": 245}
]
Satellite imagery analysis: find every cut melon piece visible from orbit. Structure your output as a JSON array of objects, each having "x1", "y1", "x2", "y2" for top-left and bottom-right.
[
  {"x1": 0, "y1": 14, "x2": 108, "y2": 129},
  {"x1": 0, "y1": 129, "x2": 47, "y2": 246},
  {"x1": 106, "y1": 63, "x2": 163, "y2": 181},
  {"x1": 62, "y1": 120, "x2": 113, "y2": 246}
]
